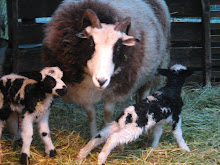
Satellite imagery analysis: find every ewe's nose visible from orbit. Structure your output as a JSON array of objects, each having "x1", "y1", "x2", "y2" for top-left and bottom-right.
[
  {"x1": 56, "y1": 86, "x2": 67, "y2": 96},
  {"x1": 98, "y1": 79, "x2": 107, "y2": 87}
]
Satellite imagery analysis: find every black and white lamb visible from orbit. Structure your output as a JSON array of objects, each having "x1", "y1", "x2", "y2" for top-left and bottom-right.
[
  {"x1": 0, "y1": 67, "x2": 67, "y2": 164},
  {"x1": 78, "y1": 64, "x2": 193, "y2": 165}
]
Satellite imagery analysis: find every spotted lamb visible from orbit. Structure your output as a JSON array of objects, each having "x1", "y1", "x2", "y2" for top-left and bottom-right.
[
  {"x1": 78, "y1": 64, "x2": 193, "y2": 165},
  {"x1": 0, "y1": 67, "x2": 67, "y2": 164}
]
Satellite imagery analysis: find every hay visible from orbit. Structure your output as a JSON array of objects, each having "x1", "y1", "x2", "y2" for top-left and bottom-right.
[{"x1": 0, "y1": 83, "x2": 219, "y2": 164}]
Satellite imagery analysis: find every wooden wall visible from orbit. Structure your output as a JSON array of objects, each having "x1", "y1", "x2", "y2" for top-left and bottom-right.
[{"x1": 4, "y1": 0, "x2": 220, "y2": 84}]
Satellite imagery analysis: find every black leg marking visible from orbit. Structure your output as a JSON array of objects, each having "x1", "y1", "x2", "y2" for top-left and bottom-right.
[
  {"x1": 95, "y1": 134, "x2": 101, "y2": 138},
  {"x1": 49, "y1": 149, "x2": 57, "y2": 157},
  {"x1": 42, "y1": 132, "x2": 48, "y2": 137},
  {"x1": 21, "y1": 153, "x2": 30, "y2": 165}
]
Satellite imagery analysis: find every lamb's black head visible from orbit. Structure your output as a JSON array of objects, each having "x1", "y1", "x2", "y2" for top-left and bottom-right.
[
  {"x1": 40, "y1": 67, "x2": 67, "y2": 96},
  {"x1": 158, "y1": 64, "x2": 193, "y2": 87}
]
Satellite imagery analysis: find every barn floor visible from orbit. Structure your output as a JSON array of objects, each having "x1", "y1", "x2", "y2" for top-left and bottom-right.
[{"x1": 0, "y1": 83, "x2": 220, "y2": 164}]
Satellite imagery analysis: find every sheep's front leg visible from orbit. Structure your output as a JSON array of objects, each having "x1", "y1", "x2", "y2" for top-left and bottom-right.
[
  {"x1": 98, "y1": 125, "x2": 144, "y2": 165},
  {"x1": 20, "y1": 112, "x2": 34, "y2": 164},
  {"x1": 37, "y1": 110, "x2": 56, "y2": 157},
  {"x1": 104, "y1": 100, "x2": 115, "y2": 126},
  {"x1": 84, "y1": 104, "x2": 97, "y2": 137},
  {"x1": 172, "y1": 116, "x2": 190, "y2": 152},
  {"x1": 78, "y1": 121, "x2": 120, "y2": 159}
]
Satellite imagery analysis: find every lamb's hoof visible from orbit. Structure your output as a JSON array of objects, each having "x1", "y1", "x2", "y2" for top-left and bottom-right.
[
  {"x1": 49, "y1": 149, "x2": 57, "y2": 157},
  {"x1": 21, "y1": 153, "x2": 30, "y2": 165}
]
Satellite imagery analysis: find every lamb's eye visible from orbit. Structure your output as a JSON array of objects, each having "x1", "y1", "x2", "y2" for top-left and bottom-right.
[
  {"x1": 49, "y1": 70, "x2": 55, "y2": 74},
  {"x1": 89, "y1": 37, "x2": 95, "y2": 47}
]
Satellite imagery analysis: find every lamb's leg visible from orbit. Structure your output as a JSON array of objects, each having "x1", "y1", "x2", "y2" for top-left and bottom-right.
[
  {"x1": 0, "y1": 120, "x2": 4, "y2": 159},
  {"x1": 20, "y1": 112, "x2": 34, "y2": 164},
  {"x1": 78, "y1": 121, "x2": 120, "y2": 159},
  {"x1": 103, "y1": 100, "x2": 115, "y2": 126},
  {"x1": 151, "y1": 124, "x2": 163, "y2": 147},
  {"x1": 7, "y1": 112, "x2": 21, "y2": 141},
  {"x1": 37, "y1": 110, "x2": 56, "y2": 157},
  {"x1": 0, "y1": 120, "x2": 5, "y2": 139},
  {"x1": 172, "y1": 116, "x2": 190, "y2": 152},
  {"x1": 98, "y1": 125, "x2": 144, "y2": 165},
  {"x1": 84, "y1": 104, "x2": 97, "y2": 137}
]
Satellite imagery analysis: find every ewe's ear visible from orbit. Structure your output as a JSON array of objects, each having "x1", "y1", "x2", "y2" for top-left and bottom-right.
[
  {"x1": 42, "y1": 75, "x2": 56, "y2": 93},
  {"x1": 76, "y1": 30, "x2": 89, "y2": 38},
  {"x1": 157, "y1": 69, "x2": 171, "y2": 77},
  {"x1": 122, "y1": 33, "x2": 139, "y2": 46}
]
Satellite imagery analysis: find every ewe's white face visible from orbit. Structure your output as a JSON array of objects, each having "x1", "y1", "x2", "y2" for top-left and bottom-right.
[
  {"x1": 82, "y1": 23, "x2": 137, "y2": 90},
  {"x1": 40, "y1": 67, "x2": 67, "y2": 96}
]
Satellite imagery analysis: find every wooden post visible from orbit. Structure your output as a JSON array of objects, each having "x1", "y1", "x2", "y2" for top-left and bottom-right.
[
  {"x1": 6, "y1": 0, "x2": 18, "y2": 73},
  {"x1": 201, "y1": 0, "x2": 212, "y2": 85}
]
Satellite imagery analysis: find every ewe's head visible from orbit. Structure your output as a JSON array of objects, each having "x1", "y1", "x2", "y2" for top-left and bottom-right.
[
  {"x1": 76, "y1": 9, "x2": 139, "y2": 90},
  {"x1": 40, "y1": 67, "x2": 67, "y2": 96},
  {"x1": 158, "y1": 64, "x2": 193, "y2": 86}
]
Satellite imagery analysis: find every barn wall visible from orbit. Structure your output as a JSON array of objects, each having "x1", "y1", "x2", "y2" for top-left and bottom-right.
[{"x1": 1, "y1": 0, "x2": 220, "y2": 83}]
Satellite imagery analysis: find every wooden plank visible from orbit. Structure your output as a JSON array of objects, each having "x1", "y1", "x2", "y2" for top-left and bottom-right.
[
  {"x1": 211, "y1": 23, "x2": 220, "y2": 29},
  {"x1": 212, "y1": 47, "x2": 220, "y2": 54},
  {"x1": 7, "y1": 0, "x2": 19, "y2": 73},
  {"x1": 170, "y1": 47, "x2": 203, "y2": 68},
  {"x1": 201, "y1": 0, "x2": 212, "y2": 85},
  {"x1": 165, "y1": 0, "x2": 202, "y2": 17},
  {"x1": 210, "y1": 11, "x2": 220, "y2": 17},
  {"x1": 212, "y1": 59, "x2": 220, "y2": 67},
  {"x1": 211, "y1": 35, "x2": 220, "y2": 42},
  {"x1": 210, "y1": 0, "x2": 220, "y2": 5},
  {"x1": 211, "y1": 29, "x2": 220, "y2": 35},
  {"x1": 18, "y1": 0, "x2": 62, "y2": 19},
  {"x1": 14, "y1": 47, "x2": 42, "y2": 73},
  {"x1": 171, "y1": 22, "x2": 202, "y2": 42},
  {"x1": 212, "y1": 42, "x2": 220, "y2": 47},
  {"x1": 212, "y1": 71, "x2": 220, "y2": 79},
  {"x1": 17, "y1": 23, "x2": 43, "y2": 45}
]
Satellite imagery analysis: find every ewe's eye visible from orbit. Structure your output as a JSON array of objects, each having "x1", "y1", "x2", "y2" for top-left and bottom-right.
[
  {"x1": 117, "y1": 45, "x2": 121, "y2": 51},
  {"x1": 114, "y1": 39, "x2": 123, "y2": 53}
]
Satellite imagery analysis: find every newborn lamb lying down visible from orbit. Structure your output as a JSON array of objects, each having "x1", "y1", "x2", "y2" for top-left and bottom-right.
[{"x1": 78, "y1": 64, "x2": 193, "y2": 165}]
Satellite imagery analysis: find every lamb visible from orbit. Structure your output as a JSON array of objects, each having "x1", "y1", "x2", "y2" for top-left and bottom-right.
[
  {"x1": 0, "y1": 67, "x2": 67, "y2": 164},
  {"x1": 42, "y1": 0, "x2": 170, "y2": 137},
  {"x1": 77, "y1": 64, "x2": 192, "y2": 165}
]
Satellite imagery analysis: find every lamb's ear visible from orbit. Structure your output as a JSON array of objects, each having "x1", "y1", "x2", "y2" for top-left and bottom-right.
[
  {"x1": 181, "y1": 70, "x2": 194, "y2": 77},
  {"x1": 21, "y1": 72, "x2": 42, "y2": 82},
  {"x1": 42, "y1": 76, "x2": 56, "y2": 93},
  {"x1": 157, "y1": 69, "x2": 171, "y2": 77},
  {"x1": 76, "y1": 30, "x2": 89, "y2": 38}
]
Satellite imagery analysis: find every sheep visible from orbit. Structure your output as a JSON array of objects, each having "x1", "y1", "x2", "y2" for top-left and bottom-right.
[
  {"x1": 0, "y1": 67, "x2": 67, "y2": 164},
  {"x1": 42, "y1": 0, "x2": 170, "y2": 137},
  {"x1": 77, "y1": 64, "x2": 193, "y2": 165}
]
